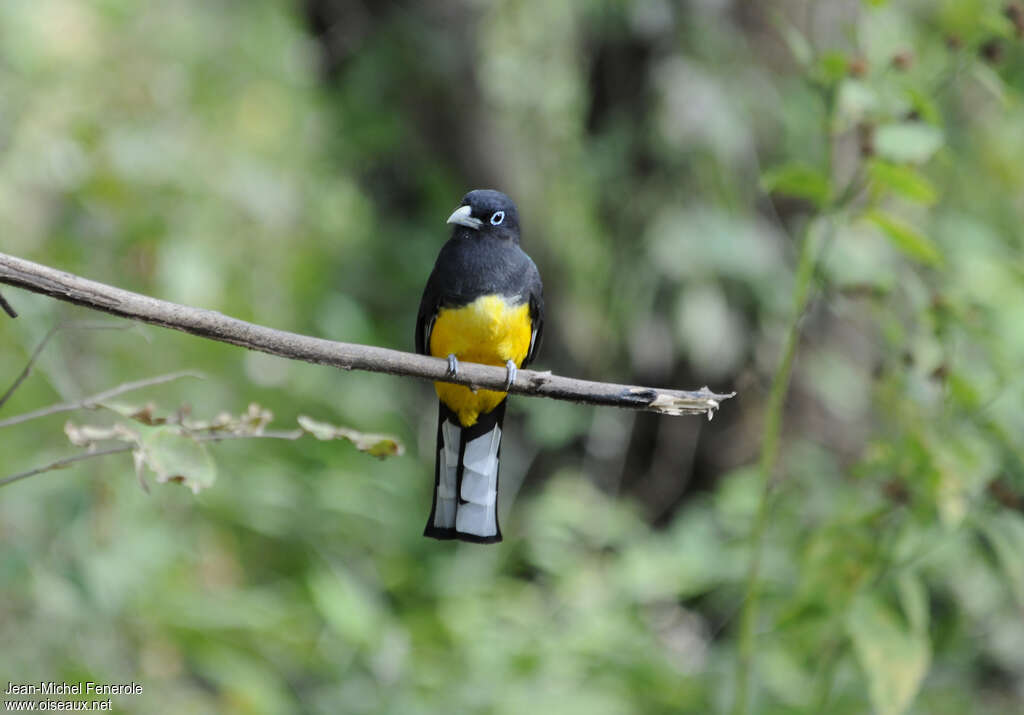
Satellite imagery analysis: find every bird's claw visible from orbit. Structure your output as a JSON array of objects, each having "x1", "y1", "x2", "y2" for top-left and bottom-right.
[
  {"x1": 504, "y1": 359, "x2": 517, "y2": 392},
  {"x1": 446, "y1": 354, "x2": 460, "y2": 378}
]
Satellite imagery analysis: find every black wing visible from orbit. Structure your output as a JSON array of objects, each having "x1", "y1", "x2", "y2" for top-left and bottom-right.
[
  {"x1": 522, "y1": 260, "x2": 544, "y2": 368},
  {"x1": 415, "y1": 278, "x2": 440, "y2": 356}
]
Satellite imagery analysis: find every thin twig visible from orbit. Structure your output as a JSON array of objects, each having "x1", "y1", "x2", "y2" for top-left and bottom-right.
[
  {"x1": 0, "y1": 320, "x2": 136, "y2": 412},
  {"x1": 0, "y1": 446, "x2": 132, "y2": 488},
  {"x1": 0, "y1": 371, "x2": 204, "y2": 429},
  {"x1": 0, "y1": 324, "x2": 61, "y2": 410},
  {"x1": 196, "y1": 430, "x2": 304, "y2": 442},
  {"x1": 0, "y1": 429, "x2": 333, "y2": 488},
  {"x1": 732, "y1": 218, "x2": 828, "y2": 715},
  {"x1": 0, "y1": 290, "x2": 16, "y2": 318},
  {"x1": 0, "y1": 252, "x2": 734, "y2": 416}
]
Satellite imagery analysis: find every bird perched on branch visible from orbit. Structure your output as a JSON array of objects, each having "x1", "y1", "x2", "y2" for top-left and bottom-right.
[{"x1": 415, "y1": 190, "x2": 544, "y2": 543}]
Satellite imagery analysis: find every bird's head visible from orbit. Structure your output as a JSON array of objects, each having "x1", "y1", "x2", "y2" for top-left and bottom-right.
[{"x1": 446, "y1": 189, "x2": 520, "y2": 242}]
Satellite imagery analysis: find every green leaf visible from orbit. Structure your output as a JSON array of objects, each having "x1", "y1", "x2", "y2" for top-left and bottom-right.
[
  {"x1": 898, "y1": 573, "x2": 929, "y2": 635},
  {"x1": 980, "y1": 10, "x2": 1016, "y2": 38},
  {"x1": 971, "y1": 64, "x2": 1007, "y2": 105},
  {"x1": 978, "y1": 511, "x2": 1024, "y2": 608},
  {"x1": 818, "y1": 51, "x2": 850, "y2": 85},
  {"x1": 947, "y1": 371, "x2": 981, "y2": 410},
  {"x1": 904, "y1": 87, "x2": 941, "y2": 125},
  {"x1": 139, "y1": 428, "x2": 217, "y2": 494},
  {"x1": 836, "y1": 79, "x2": 879, "y2": 129},
  {"x1": 874, "y1": 122, "x2": 943, "y2": 164},
  {"x1": 297, "y1": 415, "x2": 404, "y2": 458},
  {"x1": 307, "y1": 568, "x2": 382, "y2": 645},
  {"x1": 191, "y1": 646, "x2": 294, "y2": 715},
  {"x1": 760, "y1": 163, "x2": 831, "y2": 207},
  {"x1": 847, "y1": 594, "x2": 931, "y2": 715},
  {"x1": 867, "y1": 160, "x2": 938, "y2": 205},
  {"x1": 866, "y1": 210, "x2": 942, "y2": 266},
  {"x1": 774, "y1": 12, "x2": 813, "y2": 67},
  {"x1": 759, "y1": 641, "x2": 815, "y2": 708}
]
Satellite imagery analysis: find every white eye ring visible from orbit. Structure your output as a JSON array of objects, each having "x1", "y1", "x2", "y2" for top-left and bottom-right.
[{"x1": 490, "y1": 210, "x2": 505, "y2": 226}]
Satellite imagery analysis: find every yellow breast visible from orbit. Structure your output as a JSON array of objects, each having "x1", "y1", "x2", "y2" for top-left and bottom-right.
[{"x1": 429, "y1": 294, "x2": 532, "y2": 427}]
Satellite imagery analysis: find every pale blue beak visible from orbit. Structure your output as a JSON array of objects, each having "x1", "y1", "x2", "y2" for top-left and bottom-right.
[{"x1": 446, "y1": 204, "x2": 482, "y2": 230}]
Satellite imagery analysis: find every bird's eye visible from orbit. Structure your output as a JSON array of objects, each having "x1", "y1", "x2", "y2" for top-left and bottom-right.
[{"x1": 490, "y1": 210, "x2": 505, "y2": 226}]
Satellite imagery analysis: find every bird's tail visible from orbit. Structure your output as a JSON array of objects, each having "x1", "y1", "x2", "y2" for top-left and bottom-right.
[{"x1": 424, "y1": 400, "x2": 505, "y2": 543}]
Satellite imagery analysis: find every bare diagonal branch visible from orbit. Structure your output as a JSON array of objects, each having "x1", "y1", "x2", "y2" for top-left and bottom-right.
[
  {"x1": 0, "y1": 445, "x2": 132, "y2": 488},
  {"x1": 0, "y1": 324, "x2": 61, "y2": 410},
  {"x1": 0, "y1": 429, "x2": 324, "y2": 488},
  {"x1": 0, "y1": 320, "x2": 137, "y2": 411},
  {"x1": 0, "y1": 290, "x2": 16, "y2": 318},
  {"x1": 0, "y1": 371, "x2": 204, "y2": 429},
  {"x1": 0, "y1": 252, "x2": 734, "y2": 416}
]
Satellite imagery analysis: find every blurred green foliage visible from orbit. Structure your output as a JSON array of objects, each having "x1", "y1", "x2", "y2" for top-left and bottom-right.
[{"x1": 3, "y1": 0, "x2": 1024, "y2": 713}]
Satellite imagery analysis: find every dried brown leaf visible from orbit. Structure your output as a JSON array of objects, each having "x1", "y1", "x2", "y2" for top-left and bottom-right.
[{"x1": 297, "y1": 415, "x2": 404, "y2": 459}]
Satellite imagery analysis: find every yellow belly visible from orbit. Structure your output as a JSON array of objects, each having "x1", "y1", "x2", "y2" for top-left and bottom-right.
[{"x1": 429, "y1": 295, "x2": 532, "y2": 427}]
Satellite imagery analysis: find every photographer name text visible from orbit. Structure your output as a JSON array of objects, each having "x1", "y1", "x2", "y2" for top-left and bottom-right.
[{"x1": 5, "y1": 682, "x2": 142, "y2": 696}]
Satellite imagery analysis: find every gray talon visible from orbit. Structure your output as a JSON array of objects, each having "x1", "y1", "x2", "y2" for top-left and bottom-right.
[
  {"x1": 446, "y1": 354, "x2": 460, "y2": 377},
  {"x1": 504, "y1": 359, "x2": 517, "y2": 391}
]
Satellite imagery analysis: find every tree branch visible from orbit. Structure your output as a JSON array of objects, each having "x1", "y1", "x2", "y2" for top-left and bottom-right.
[
  {"x1": 0, "y1": 289, "x2": 16, "y2": 318},
  {"x1": 0, "y1": 252, "x2": 734, "y2": 416},
  {"x1": 0, "y1": 371, "x2": 204, "y2": 429},
  {"x1": 0, "y1": 320, "x2": 140, "y2": 411},
  {"x1": 0, "y1": 324, "x2": 61, "y2": 410},
  {"x1": 0, "y1": 445, "x2": 132, "y2": 488},
  {"x1": 0, "y1": 430, "x2": 310, "y2": 488}
]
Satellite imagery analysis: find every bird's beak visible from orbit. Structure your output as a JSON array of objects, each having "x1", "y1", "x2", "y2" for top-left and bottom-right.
[{"x1": 446, "y1": 204, "x2": 482, "y2": 230}]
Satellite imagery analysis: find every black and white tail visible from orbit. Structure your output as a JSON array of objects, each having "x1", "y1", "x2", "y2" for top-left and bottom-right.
[{"x1": 424, "y1": 401, "x2": 506, "y2": 543}]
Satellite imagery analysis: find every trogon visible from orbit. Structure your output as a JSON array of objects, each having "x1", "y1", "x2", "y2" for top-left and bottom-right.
[{"x1": 415, "y1": 190, "x2": 544, "y2": 543}]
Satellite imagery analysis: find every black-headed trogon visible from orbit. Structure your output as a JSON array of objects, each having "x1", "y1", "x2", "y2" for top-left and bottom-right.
[{"x1": 415, "y1": 190, "x2": 544, "y2": 543}]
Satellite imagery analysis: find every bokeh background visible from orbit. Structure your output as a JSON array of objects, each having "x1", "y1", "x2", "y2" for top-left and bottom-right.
[{"x1": 3, "y1": 0, "x2": 1024, "y2": 713}]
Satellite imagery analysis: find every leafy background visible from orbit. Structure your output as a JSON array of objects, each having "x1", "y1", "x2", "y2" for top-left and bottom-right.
[{"x1": 2, "y1": 0, "x2": 1024, "y2": 713}]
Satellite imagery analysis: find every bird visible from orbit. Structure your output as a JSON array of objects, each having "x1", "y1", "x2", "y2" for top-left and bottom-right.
[{"x1": 415, "y1": 189, "x2": 544, "y2": 543}]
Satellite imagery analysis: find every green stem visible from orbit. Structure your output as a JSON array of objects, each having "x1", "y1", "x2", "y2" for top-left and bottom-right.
[
  {"x1": 732, "y1": 217, "x2": 822, "y2": 715},
  {"x1": 811, "y1": 636, "x2": 843, "y2": 711}
]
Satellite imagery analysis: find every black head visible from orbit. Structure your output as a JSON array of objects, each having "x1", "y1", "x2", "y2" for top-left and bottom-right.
[{"x1": 445, "y1": 189, "x2": 521, "y2": 242}]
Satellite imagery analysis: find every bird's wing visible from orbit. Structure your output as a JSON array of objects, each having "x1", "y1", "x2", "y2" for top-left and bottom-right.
[
  {"x1": 523, "y1": 261, "x2": 544, "y2": 368},
  {"x1": 415, "y1": 280, "x2": 440, "y2": 356}
]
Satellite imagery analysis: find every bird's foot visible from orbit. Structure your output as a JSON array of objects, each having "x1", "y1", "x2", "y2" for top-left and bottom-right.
[
  {"x1": 446, "y1": 354, "x2": 460, "y2": 378},
  {"x1": 503, "y1": 359, "x2": 517, "y2": 392}
]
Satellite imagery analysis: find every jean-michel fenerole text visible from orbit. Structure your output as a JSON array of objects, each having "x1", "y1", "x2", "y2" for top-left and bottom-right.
[{"x1": 5, "y1": 682, "x2": 143, "y2": 696}]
